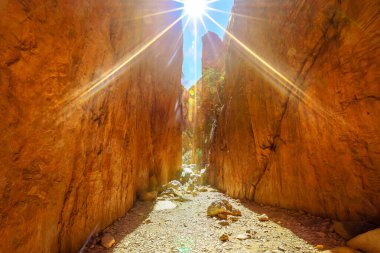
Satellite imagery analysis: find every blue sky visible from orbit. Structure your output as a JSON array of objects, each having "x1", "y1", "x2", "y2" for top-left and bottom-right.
[{"x1": 181, "y1": 0, "x2": 234, "y2": 88}]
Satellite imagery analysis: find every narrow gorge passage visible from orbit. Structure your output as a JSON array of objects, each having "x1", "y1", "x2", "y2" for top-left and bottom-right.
[
  {"x1": 0, "y1": 0, "x2": 379, "y2": 253},
  {"x1": 83, "y1": 186, "x2": 345, "y2": 253}
]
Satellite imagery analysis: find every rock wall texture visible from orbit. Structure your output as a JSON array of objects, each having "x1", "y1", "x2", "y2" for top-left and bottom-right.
[
  {"x1": 202, "y1": 31, "x2": 225, "y2": 71},
  {"x1": 193, "y1": 32, "x2": 225, "y2": 167},
  {"x1": 0, "y1": 1, "x2": 182, "y2": 252},
  {"x1": 181, "y1": 85, "x2": 194, "y2": 162},
  {"x1": 209, "y1": 0, "x2": 380, "y2": 223}
]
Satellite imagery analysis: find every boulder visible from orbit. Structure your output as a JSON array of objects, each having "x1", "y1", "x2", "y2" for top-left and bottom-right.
[
  {"x1": 162, "y1": 180, "x2": 183, "y2": 191},
  {"x1": 333, "y1": 221, "x2": 377, "y2": 240},
  {"x1": 207, "y1": 199, "x2": 233, "y2": 217},
  {"x1": 321, "y1": 247, "x2": 361, "y2": 253},
  {"x1": 347, "y1": 228, "x2": 380, "y2": 253},
  {"x1": 207, "y1": 199, "x2": 241, "y2": 219}
]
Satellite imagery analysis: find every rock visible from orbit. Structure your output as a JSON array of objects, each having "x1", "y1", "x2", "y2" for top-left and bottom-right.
[
  {"x1": 198, "y1": 187, "x2": 208, "y2": 192},
  {"x1": 143, "y1": 218, "x2": 152, "y2": 224},
  {"x1": 162, "y1": 180, "x2": 182, "y2": 191},
  {"x1": 258, "y1": 214, "x2": 269, "y2": 222},
  {"x1": 173, "y1": 195, "x2": 191, "y2": 202},
  {"x1": 333, "y1": 221, "x2": 377, "y2": 240},
  {"x1": 217, "y1": 213, "x2": 228, "y2": 220},
  {"x1": 316, "y1": 244, "x2": 324, "y2": 250},
  {"x1": 218, "y1": 221, "x2": 230, "y2": 226},
  {"x1": 154, "y1": 200, "x2": 177, "y2": 211},
  {"x1": 229, "y1": 216, "x2": 239, "y2": 222},
  {"x1": 139, "y1": 191, "x2": 158, "y2": 201},
  {"x1": 231, "y1": 209, "x2": 242, "y2": 216},
  {"x1": 101, "y1": 234, "x2": 116, "y2": 248},
  {"x1": 207, "y1": 199, "x2": 233, "y2": 217},
  {"x1": 347, "y1": 228, "x2": 380, "y2": 253},
  {"x1": 160, "y1": 188, "x2": 183, "y2": 198},
  {"x1": 321, "y1": 247, "x2": 361, "y2": 253},
  {"x1": 219, "y1": 233, "x2": 229, "y2": 242},
  {"x1": 236, "y1": 233, "x2": 251, "y2": 240},
  {"x1": 246, "y1": 229, "x2": 257, "y2": 237}
]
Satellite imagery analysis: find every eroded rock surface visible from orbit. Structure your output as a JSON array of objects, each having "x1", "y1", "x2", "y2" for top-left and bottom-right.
[
  {"x1": 193, "y1": 32, "x2": 225, "y2": 167},
  {"x1": 209, "y1": 0, "x2": 380, "y2": 222},
  {"x1": 0, "y1": 1, "x2": 182, "y2": 252}
]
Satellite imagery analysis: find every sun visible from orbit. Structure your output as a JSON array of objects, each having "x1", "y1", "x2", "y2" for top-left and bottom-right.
[{"x1": 183, "y1": 0, "x2": 208, "y2": 18}]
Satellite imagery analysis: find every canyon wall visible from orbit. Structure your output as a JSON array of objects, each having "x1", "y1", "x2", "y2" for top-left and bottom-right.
[
  {"x1": 210, "y1": 0, "x2": 380, "y2": 222},
  {"x1": 193, "y1": 32, "x2": 225, "y2": 167},
  {"x1": 0, "y1": 1, "x2": 182, "y2": 252}
]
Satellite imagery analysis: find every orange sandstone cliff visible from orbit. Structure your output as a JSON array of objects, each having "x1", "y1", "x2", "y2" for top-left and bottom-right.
[
  {"x1": 0, "y1": 0, "x2": 182, "y2": 252},
  {"x1": 209, "y1": 0, "x2": 380, "y2": 222}
]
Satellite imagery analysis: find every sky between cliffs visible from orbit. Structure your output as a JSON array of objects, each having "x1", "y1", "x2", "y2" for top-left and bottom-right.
[{"x1": 181, "y1": 0, "x2": 233, "y2": 89}]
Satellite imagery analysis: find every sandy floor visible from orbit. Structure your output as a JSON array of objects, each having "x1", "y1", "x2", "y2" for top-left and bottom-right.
[{"x1": 83, "y1": 189, "x2": 345, "y2": 253}]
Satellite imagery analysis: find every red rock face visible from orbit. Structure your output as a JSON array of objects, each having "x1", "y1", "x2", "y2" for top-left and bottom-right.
[
  {"x1": 209, "y1": 0, "x2": 380, "y2": 222},
  {"x1": 202, "y1": 31, "x2": 224, "y2": 71},
  {"x1": 0, "y1": 1, "x2": 182, "y2": 252},
  {"x1": 193, "y1": 32, "x2": 225, "y2": 166}
]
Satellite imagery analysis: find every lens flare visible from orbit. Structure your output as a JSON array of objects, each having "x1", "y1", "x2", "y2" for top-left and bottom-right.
[{"x1": 184, "y1": 0, "x2": 208, "y2": 18}]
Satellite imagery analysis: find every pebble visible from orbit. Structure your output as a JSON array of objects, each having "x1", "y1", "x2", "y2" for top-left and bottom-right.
[
  {"x1": 218, "y1": 221, "x2": 230, "y2": 226},
  {"x1": 258, "y1": 214, "x2": 269, "y2": 221},
  {"x1": 143, "y1": 218, "x2": 152, "y2": 224},
  {"x1": 219, "y1": 233, "x2": 229, "y2": 242},
  {"x1": 316, "y1": 244, "x2": 324, "y2": 250},
  {"x1": 198, "y1": 187, "x2": 208, "y2": 192},
  {"x1": 229, "y1": 216, "x2": 239, "y2": 222},
  {"x1": 101, "y1": 233, "x2": 116, "y2": 248},
  {"x1": 218, "y1": 213, "x2": 228, "y2": 220},
  {"x1": 236, "y1": 233, "x2": 251, "y2": 240}
]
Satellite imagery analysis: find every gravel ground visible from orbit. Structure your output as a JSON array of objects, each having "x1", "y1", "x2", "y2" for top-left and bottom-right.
[{"x1": 83, "y1": 188, "x2": 345, "y2": 253}]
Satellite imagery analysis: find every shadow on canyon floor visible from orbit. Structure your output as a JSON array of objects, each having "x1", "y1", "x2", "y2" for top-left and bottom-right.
[
  {"x1": 240, "y1": 201, "x2": 345, "y2": 248},
  {"x1": 83, "y1": 201, "x2": 155, "y2": 252},
  {"x1": 84, "y1": 189, "x2": 345, "y2": 253}
]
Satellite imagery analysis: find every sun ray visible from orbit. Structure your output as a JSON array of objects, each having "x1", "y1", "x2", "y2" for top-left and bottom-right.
[
  {"x1": 168, "y1": 16, "x2": 191, "y2": 66},
  {"x1": 140, "y1": 7, "x2": 184, "y2": 19},
  {"x1": 203, "y1": 12, "x2": 346, "y2": 125},
  {"x1": 199, "y1": 16, "x2": 208, "y2": 32},
  {"x1": 193, "y1": 16, "x2": 199, "y2": 135},
  {"x1": 206, "y1": 0, "x2": 221, "y2": 4},
  {"x1": 206, "y1": 6, "x2": 267, "y2": 22},
  {"x1": 194, "y1": 19, "x2": 198, "y2": 83},
  {"x1": 61, "y1": 13, "x2": 186, "y2": 110}
]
